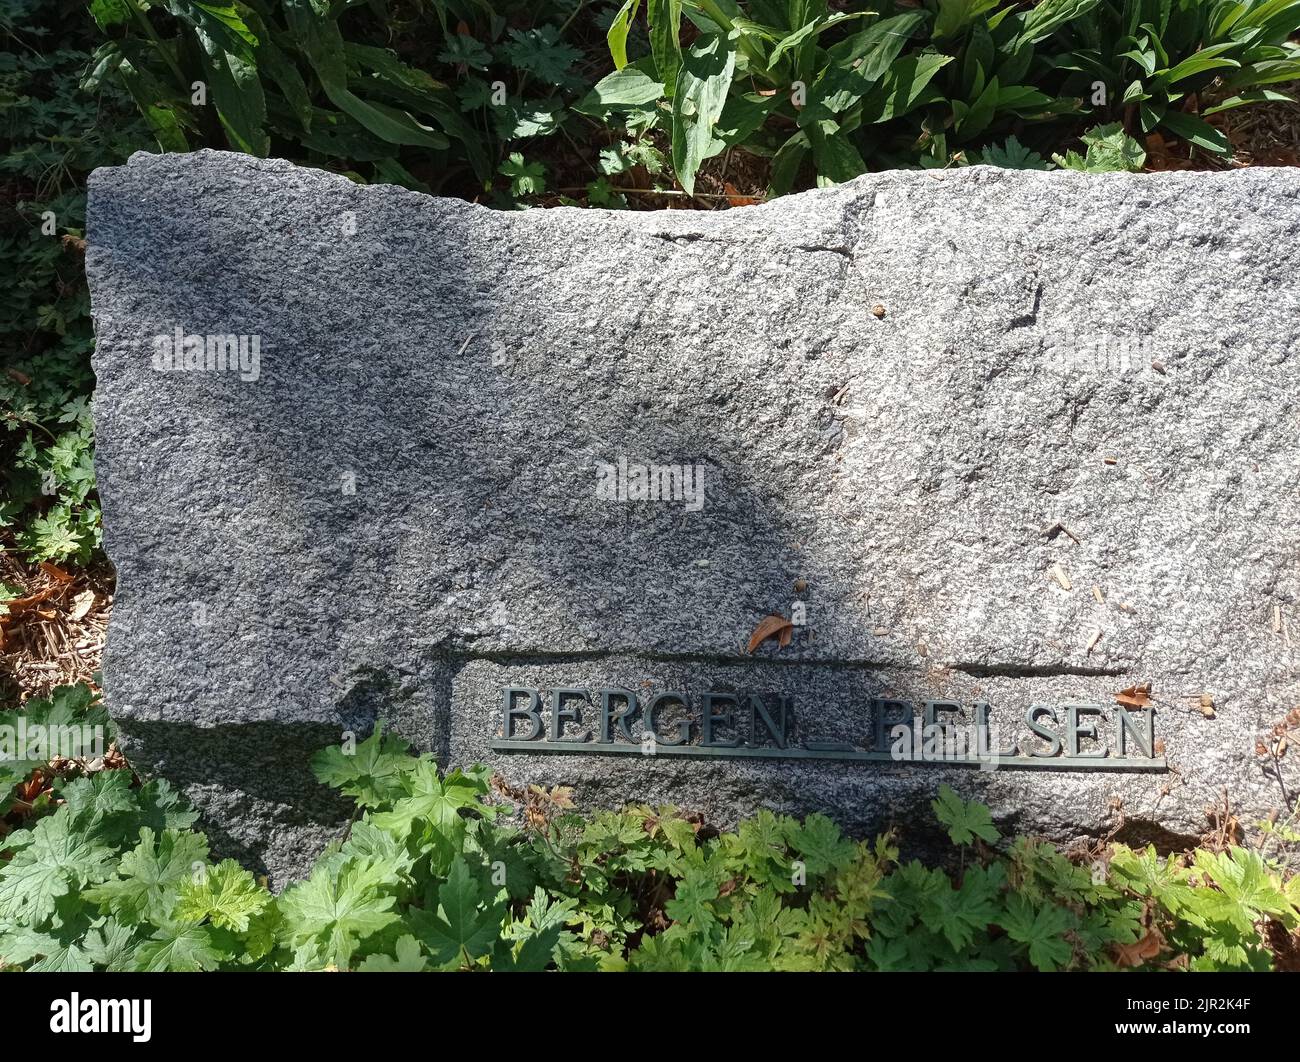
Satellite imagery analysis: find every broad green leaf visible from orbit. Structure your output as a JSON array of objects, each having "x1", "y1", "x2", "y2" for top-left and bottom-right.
[
  {"x1": 649, "y1": 0, "x2": 684, "y2": 96},
  {"x1": 573, "y1": 58, "x2": 665, "y2": 114},
  {"x1": 931, "y1": 784, "x2": 1000, "y2": 845},
  {"x1": 311, "y1": 723, "x2": 415, "y2": 808},
  {"x1": 358, "y1": 934, "x2": 429, "y2": 971},
  {"x1": 1160, "y1": 109, "x2": 1231, "y2": 154},
  {"x1": 1017, "y1": 0, "x2": 1102, "y2": 46},
  {"x1": 282, "y1": 0, "x2": 448, "y2": 150},
  {"x1": 82, "y1": 827, "x2": 209, "y2": 925},
  {"x1": 767, "y1": 130, "x2": 809, "y2": 196},
  {"x1": 976, "y1": 134, "x2": 1051, "y2": 169},
  {"x1": 1203, "y1": 88, "x2": 1295, "y2": 114},
  {"x1": 82, "y1": 918, "x2": 140, "y2": 971},
  {"x1": 955, "y1": 75, "x2": 1001, "y2": 139},
  {"x1": 277, "y1": 857, "x2": 400, "y2": 967},
  {"x1": 768, "y1": 12, "x2": 869, "y2": 71},
  {"x1": 196, "y1": 35, "x2": 268, "y2": 155},
  {"x1": 1222, "y1": 58, "x2": 1300, "y2": 88},
  {"x1": 998, "y1": 893, "x2": 1074, "y2": 971},
  {"x1": 0, "y1": 813, "x2": 116, "y2": 926},
  {"x1": 859, "y1": 53, "x2": 953, "y2": 123},
  {"x1": 412, "y1": 857, "x2": 503, "y2": 966},
  {"x1": 132, "y1": 923, "x2": 222, "y2": 971},
  {"x1": 175, "y1": 858, "x2": 270, "y2": 931},
  {"x1": 670, "y1": 31, "x2": 737, "y2": 194},
  {"x1": 800, "y1": 11, "x2": 928, "y2": 126},
  {"x1": 89, "y1": 0, "x2": 130, "y2": 29},
  {"x1": 934, "y1": 0, "x2": 999, "y2": 40},
  {"x1": 1162, "y1": 54, "x2": 1242, "y2": 85},
  {"x1": 608, "y1": 0, "x2": 643, "y2": 69},
  {"x1": 807, "y1": 119, "x2": 867, "y2": 183}
]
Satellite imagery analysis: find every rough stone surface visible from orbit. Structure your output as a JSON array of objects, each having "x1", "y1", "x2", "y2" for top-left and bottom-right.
[{"x1": 87, "y1": 150, "x2": 1300, "y2": 885}]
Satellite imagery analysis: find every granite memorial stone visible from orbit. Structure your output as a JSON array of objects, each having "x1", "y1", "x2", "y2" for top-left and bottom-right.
[{"x1": 86, "y1": 150, "x2": 1300, "y2": 884}]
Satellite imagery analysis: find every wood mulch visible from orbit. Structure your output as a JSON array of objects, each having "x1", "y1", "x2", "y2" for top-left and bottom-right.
[{"x1": 0, "y1": 551, "x2": 112, "y2": 706}]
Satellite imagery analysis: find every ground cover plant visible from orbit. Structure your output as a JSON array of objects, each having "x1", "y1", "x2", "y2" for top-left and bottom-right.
[{"x1": 1, "y1": 686, "x2": 1299, "y2": 972}]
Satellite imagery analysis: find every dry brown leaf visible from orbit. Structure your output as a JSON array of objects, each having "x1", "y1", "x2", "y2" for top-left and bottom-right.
[
  {"x1": 4, "y1": 587, "x2": 57, "y2": 614},
  {"x1": 1116, "y1": 683, "x2": 1152, "y2": 709},
  {"x1": 723, "y1": 181, "x2": 761, "y2": 208},
  {"x1": 1113, "y1": 928, "x2": 1165, "y2": 968},
  {"x1": 39, "y1": 561, "x2": 74, "y2": 583},
  {"x1": 69, "y1": 589, "x2": 95, "y2": 622},
  {"x1": 747, "y1": 614, "x2": 793, "y2": 654}
]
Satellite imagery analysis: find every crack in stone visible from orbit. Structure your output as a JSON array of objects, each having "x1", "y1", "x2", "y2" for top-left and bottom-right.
[
  {"x1": 950, "y1": 662, "x2": 1128, "y2": 679},
  {"x1": 795, "y1": 243, "x2": 854, "y2": 261},
  {"x1": 412, "y1": 639, "x2": 1127, "y2": 679}
]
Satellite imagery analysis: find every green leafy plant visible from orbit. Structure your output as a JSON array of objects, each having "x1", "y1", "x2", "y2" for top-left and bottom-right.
[
  {"x1": 584, "y1": 0, "x2": 1297, "y2": 193},
  {"x1": 1052, "y1": 119, "x2": 1147, "y2": 168},
  {"x1": 1057, "y1": 0, "x2": 1300, "y2": 155},
  {"x1": 81, "y1": 0, "x2": 609, "y2": 196},
  {"x1": 3, "y1": 693, "x2": 1298, "y2": 972},
  {"x1": 1, "y1": 0, "x2": 150, "y2": 563}
]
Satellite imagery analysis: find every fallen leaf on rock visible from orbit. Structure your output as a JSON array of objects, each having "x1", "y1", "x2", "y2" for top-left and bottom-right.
[
  {"x1": 748, "y1": 614, "x2": 794, "y2": 654},
  {"x1": 1116, "y1": 683, "x2": 1152, "y2": 709}
]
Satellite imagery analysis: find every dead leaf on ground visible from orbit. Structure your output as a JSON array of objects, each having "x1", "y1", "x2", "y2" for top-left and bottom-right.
[
  {"x1": 39, "y1": 561, "x2": 74, "y2": 583},
  {"x1": 748, "y1": 614, "x2": 794, "y2": 654},
  {"x1": 2, "y1": 586, "x2": 57, "y2": 616},
  {"x1": 1116, "y1": 683, "x2": 1152, "y2": 709},
  {"x1": 724, "y1": 181, "x2": 761, "y2": 208},
  {"x1": 1113, "y1": 928, "x2": 1165, "y2": 968},
  {"x1": 69, "y1": 589, "x2": 95, "y2": 622}
]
